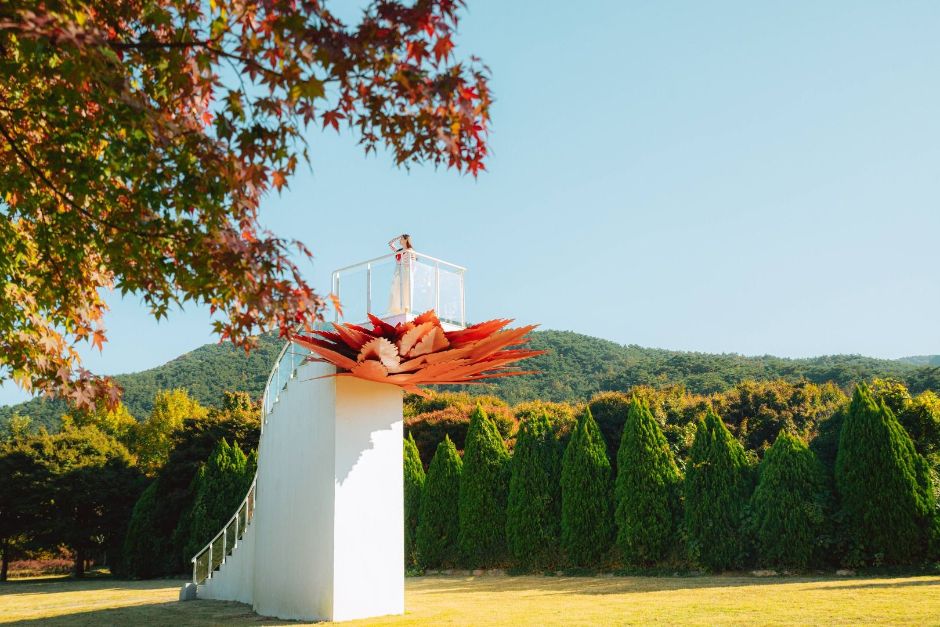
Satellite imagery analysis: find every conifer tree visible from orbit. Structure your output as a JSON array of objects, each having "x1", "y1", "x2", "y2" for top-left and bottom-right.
[
  {"x1": 751, "y1": 432, "x2": 827, "y2": 569},
  {"x1": 506, "y1": 412, "x2": 562, "y2": 570},
  {"x1": 404, "y1": 433, "x2": 426, "y2": 568},
  {"x1": 561, "y1": 407, "x2": 613, "y2": 567},
  {"x1": 615, "y1": 398, "x2": 682, "y2": 565},
  {"x1": 181, "y1": 438, "x2": 256, "y2": 563},
  {"x1": 836, "y1": 384, "x2": 936, "y2": 564},
  {"x1": 684, "y1": 409, "x2": 752, "y2": 571},
  {"x1": 458, "y1": 405, "x2": 511, "y2": 567},
  {"x1": 416, "y1": 436, "x2": 463, "y2": 568}
]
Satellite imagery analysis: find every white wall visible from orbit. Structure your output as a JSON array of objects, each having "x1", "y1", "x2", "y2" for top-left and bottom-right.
[
  {"x1": 252, "y1": 360, "x2": 338, "y2": 620},
  {"x1": 198, "y1": 359, "x2": 405, "y2": 623},
  {"x1": 332, "y1": 376, "x2": 404, "y2": 621}
]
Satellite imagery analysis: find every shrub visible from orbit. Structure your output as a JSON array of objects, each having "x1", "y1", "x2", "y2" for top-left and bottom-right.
[
  {"x1": 713, "y1": 380, "x2": 846, "y2": 456},
  {"x1": 561, "y1": 407, "x2": 613, "y2": 567},
  {"x1": 405, "y1": 393, "x2": 516, "y2": 467},
  {"x1": 836, "y1": 384, "x2": 936, "y2": 565},
  {"x1": 514, "y1": 401, "x2": 579, "y2": 445},
  {"x1": 614, "y1": 398, "x2": 682, "y2": 565},
  {"x1": 684, "y1": 408, "x2": 752, "y2": 571},
  {"x1": 506, "y1": 412, "x2": 562, "y2": 570},
  {"x1": 751, "y1": 432, "x2": 827, "y2": 569},
  {"x1": 417, "y1": 436, "x2": 463, "y2": 568},
  {"x1": 121, "y1": 481, "x2": 171, "y2": 579},
  {"x1": 404, "y1": 433, "x2": 426, "y2": 567},
  {"x1": 898, "y1": 391, "x2": 940, "y2": 458},
  {"x1": 458, "y1": 406, "x2": 510, "y2": 567}
]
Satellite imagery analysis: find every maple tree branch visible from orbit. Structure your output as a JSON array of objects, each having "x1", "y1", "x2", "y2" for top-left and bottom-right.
[
  {"x1": 0, "y1": 120, "x2": 171, "y2": 239},
  {"x1": 109, "y1": 38, "x2": 219, "y2": 50}
]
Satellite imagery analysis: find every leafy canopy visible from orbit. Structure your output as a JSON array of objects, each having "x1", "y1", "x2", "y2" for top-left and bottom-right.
[{"x1": 0, "y1": 0, "x2": 491, "y2": 409}]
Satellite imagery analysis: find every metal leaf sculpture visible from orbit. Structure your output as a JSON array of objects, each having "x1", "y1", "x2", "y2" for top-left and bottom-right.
[{"x1": 293, "y1": 310, "x2": 544, "y2": 394}]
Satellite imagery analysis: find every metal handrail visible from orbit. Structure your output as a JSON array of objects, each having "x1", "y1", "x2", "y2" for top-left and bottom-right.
[
  {"x1": 331, "y1": 249, "x2": 466, "y2": 275},
  {"x1": 190, "y1": 338, "x2": 305, "y2": 584},
  {"x1": 331, "y1": 249, "x2": 466, "y2": 326}
]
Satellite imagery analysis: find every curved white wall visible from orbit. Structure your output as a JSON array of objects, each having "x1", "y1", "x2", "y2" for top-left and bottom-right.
[
  {"x1": 198, "y1": 519, "x2": 255, "y2": 604},
  {"x1": 198, "y1": 360, "x2": 404, "y2": 623}
]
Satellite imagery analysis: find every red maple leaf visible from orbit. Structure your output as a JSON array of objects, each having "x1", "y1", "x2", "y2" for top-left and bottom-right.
[
  {"x1": 321, "y1": 109, "x2": 345, "y2": 131},
  {"x1": 433, "y1": 36, "x2": 454, "y2": 63}
]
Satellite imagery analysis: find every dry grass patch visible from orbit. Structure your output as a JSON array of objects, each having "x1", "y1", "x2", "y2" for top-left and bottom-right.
[{"x1": 1, "y1": 574, "x2": 938, "y2": 625}]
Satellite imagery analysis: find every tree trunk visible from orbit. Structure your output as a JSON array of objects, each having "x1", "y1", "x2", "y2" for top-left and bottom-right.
[
  {"x1": 1, "y1": 540, "x2": 8, "y2": 582},
  {"x1": 72, "y1": 548, "x2": 85, "y2": 578}
]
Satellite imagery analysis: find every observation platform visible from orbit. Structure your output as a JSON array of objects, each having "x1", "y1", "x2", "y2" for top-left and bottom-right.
[{"x1": 332, "y1": 249, "x2": 466, "y2": 329}]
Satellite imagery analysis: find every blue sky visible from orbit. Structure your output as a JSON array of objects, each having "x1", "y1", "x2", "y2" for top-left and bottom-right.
[{"x1": 3, "y1": 1, "x2": 940, "y2": 406}]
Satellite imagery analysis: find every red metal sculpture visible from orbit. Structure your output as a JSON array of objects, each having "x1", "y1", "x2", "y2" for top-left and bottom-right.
[{"x1": 294, "y1": 310, "x2": 543, "y2": 394}]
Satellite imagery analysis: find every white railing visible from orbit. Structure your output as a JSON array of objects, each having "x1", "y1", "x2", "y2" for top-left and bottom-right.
[
  {"x1": 190, "y1": 339, "x2": 310, "y2": 584},
  {"x1": 331, "y1": 249, "x2": 466, "y2": 327}
]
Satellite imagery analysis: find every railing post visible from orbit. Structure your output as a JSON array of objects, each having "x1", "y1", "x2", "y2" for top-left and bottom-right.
[
  {"x1": 435, "y1": 262, "x2": 441, "y2": 313},
  {"x1": 222, "y1": 531, "x2": 227, "y2": 565},
  {"x1": 192, "y1": 558, "x2": 197, "y2": 585},
  {"x1": 234, "y1": 514, "x2": 239, "y2": 550},
  {"x1": 366, "y1": 263, "x2": 372, "y2": 315},
  {"x1": 208, "y1": 544, "x2": 212, "y2": 580},
  {"x1": 460, "y1": 272, "x2": 466, "y2": 326}
]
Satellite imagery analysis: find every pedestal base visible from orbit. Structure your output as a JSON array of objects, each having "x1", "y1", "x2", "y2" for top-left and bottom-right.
[{"x1": 199, "y1": 360, "x2": 404, "y2": 622}]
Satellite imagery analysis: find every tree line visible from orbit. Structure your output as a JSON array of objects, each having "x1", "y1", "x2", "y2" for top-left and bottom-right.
[
  {"x1": 2, "y1": 375, "x2": 938, "y2": 579},
  {"x1": 404, "y1": 380, "x2": 939, "y2": 572},
  {"x1": 0, "y1": 390, "x2": 258, "y2": 580}
]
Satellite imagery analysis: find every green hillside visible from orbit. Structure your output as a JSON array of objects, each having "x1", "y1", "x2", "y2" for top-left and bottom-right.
[
  {"x1": 3, "y1": 329, "x2": 940, "y2": 432},
  {"x1": 898, "y1": 355, "x2": 940, "y2": 367},
  {"x1": 458, "y1": 331, "x2": 940, "y2": 404},
  {"x1": 0, "y1": 334, "x2": 283, "y2": 431}
]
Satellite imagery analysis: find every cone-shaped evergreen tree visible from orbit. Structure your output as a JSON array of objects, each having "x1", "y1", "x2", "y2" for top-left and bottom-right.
[
  {"x1": 416, "y1": 436, "x2": 463, "y2": 568},
  {"x1": 751, "y1": 432, "x2": 827, "y2": 569},
  {"x1": 458, "y1": 405, "x2": 511, "y2": 567},
  {"x1": 836, "y1": 384, "x2": 936, "y2": 564},
  {"x1": 506, "y1": 412, "x2": 562, "y2": 570},
  {"x1": 684, "y1": 409, "x2": 752, "y2": 571},
  {"x1": 404, "y1": 432, "x2": 426, "y2": 568},
  {"x1": 561, "y1": 407, "x2": 613, "y2": 567},
  {"x1": 181, "y1": 438, "x2": 256, "y2": 563},
  {"x1": 615, "y1": 398, "x2": 682, "y2": 565}
]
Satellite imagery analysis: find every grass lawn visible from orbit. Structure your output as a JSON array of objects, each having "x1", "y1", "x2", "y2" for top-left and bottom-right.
[{"x1": 1, "y1": 573, "x2": 938, "y2": 625}]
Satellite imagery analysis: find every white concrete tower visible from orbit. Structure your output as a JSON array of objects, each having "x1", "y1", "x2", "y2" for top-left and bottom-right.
[{"x1": 187, "y1": 249, "x2": 466, "y2": 622}]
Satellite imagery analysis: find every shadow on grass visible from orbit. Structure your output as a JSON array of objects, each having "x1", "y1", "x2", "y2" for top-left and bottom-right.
[
  {"x1": 411, "y1": 574, "x2": 940, "y2": 597},
  {"x1": 2, "y1": 599, "x2": 287, "y2": 626},
  {"x1": 803, "y1": 578, "x2": 940, "y2": 591},
  {"x1": 0, "y1": 576, "x2": 176, "y2": 597},
  {"x1": 0, "y1": 571, "x2": 116, "y2": 591}
]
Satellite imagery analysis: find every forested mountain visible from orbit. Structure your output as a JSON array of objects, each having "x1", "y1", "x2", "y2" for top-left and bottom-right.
[
  {"x1": 3, "y1": 329, "x2": 940, "y2": 431},
  {"x1": 898, "y1": 355, "x2": 940, "y2": 367},
  {"x1": 0, "y1": 334, "x2": 283, "y2": 432},
  {"x1": 483, "y1": 331, "x2": 940, "y2": 404}
]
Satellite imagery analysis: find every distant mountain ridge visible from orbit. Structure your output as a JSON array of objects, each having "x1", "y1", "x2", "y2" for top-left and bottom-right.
[
  {"x1": 897, "y1": 355, "x2": 940, "y2": 367},
  {"x1": 0, "y1": 333, "x2": 283, "y2": 432},
  {"x1": 3, "y1": 330, "x2": 939, "y2": 432}
]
